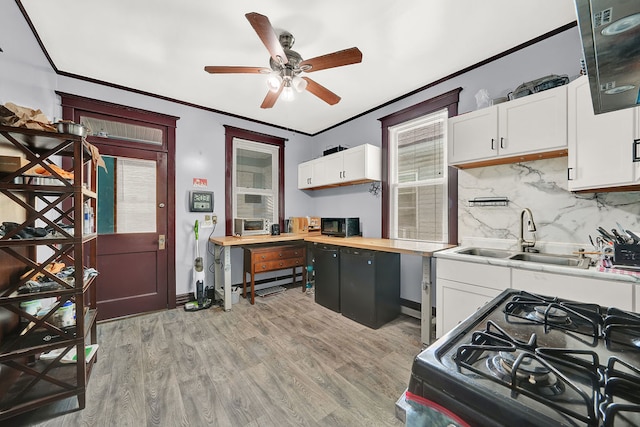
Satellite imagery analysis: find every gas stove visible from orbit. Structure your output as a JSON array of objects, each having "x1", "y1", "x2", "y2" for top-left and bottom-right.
[{"x1": 407, "y1": 289, "x2": 640, "y2": 427}]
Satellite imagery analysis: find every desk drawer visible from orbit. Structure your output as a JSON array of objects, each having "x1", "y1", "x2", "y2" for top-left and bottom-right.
[
  {"x1": 254, "y1": 256, "x2": 305, "y2": 272},
  {"x1": 253, "y1": 247, "x2": 304, "y2": 262}
]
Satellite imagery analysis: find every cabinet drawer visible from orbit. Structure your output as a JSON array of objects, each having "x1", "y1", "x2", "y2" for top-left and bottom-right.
[
  {"x1": 254, "y1": 256, "x2": 305, "y2": 272},
  {"x1": 253, "y1": 247, "x2": 304, "y2": 261},
  {"x1": 512, "y1": 269, "x2": 633, "y2": 311},
  {"x1": 436, "y1": 258, "x2": 510, "y2": 290}
]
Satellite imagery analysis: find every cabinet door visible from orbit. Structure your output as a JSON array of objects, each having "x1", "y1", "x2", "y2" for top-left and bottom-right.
[
  {"x1": 342, "y1": 145, "x2": 366, "y2": 181},
  {"x1": 498, "y1": 86, "x2": 567, "y2": 156},
  {"x1": 323, "y1": 152, "x2": 344, "y2": 184},
  {"x1": 512, "y1": 269, "x2": 633, "y2": 311},
  {"x1": 448, "y1": 106, "x2": 498, "y2": 165},
  {"x1": 298, "y1": 161, "x2": 314, "y2": 189},
  {"x1": 435, "y1": 278, "x2": 502, "y2": 338},
  {"x1": 568, "y1": 76, "x2": 640, "y2": 191}
]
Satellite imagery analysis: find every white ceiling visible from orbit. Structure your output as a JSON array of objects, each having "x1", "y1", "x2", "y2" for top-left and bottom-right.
[{"x1": 20, "y1": 0, "x2": 579, "y2": 135}]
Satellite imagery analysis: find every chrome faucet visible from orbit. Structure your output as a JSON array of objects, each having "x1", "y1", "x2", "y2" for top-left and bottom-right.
[{"x1": 518, "y1": 208, "x2": 537, "y2": 252}]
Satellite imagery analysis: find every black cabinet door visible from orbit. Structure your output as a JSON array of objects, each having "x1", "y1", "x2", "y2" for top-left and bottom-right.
[
  {"x1": 340, "y1": 247, "x2": 400, "y2": 329},
  {"x1": 313, "y1": 245, "x2": 341, "y2": 312}
]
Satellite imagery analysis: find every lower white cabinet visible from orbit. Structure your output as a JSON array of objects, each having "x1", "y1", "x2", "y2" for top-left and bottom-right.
[
  {"x1": 435, "y1": 259, "x2": 510, "y2": 338},
  {"x1": 435, "y1": 256, "x2": 637, "y2": 339},
  {"x1": 436, "y1": 278, "x2": 502, "y2": 338},
  {"x1": 512, "y1": 269, "x2": 634, "y2": 311}
]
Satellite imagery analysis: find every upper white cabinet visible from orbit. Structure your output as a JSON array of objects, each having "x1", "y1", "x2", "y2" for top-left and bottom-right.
[
  {"x1": 448, "y1": 84, "x2": 568, "y2": 167},
  {"x1": 297, "y1": 158, "x2": 326, "y2": 189},
  {"x1": 567, "y1": 76, "x2": 640, "y2": 192},
  {"x1": 297, "y1": 144, "x2": 381, "y2": 190}
]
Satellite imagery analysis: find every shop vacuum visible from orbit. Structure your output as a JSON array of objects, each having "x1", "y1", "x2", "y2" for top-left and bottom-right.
[{"x1": 184, "y1": 220, "x2": 213, "y2": 312}]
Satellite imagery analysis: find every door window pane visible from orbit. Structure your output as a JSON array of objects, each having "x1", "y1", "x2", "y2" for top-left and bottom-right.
[
  {"x1": 98, "y1": 156, "x2": 156, "y2": 234},
  {"x1": 80, "y1": 115, "x2": 163, "y2": 145}
]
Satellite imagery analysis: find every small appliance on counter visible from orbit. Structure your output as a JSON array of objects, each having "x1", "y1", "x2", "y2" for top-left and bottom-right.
[
  {"x1": 233, "y1": 218, "x2": 270, "y2": 236},
  {"x1": 320, "y1": 217, "x2": 360, "y2": 237}
]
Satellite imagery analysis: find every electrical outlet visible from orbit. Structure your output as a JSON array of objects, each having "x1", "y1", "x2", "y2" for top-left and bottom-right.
[
  {"x1": 202, "y1": 214, "x2": 213, "y2": 228},
  {"x1": 212, "y1": 214, "x2": 217, "y2": 224}
]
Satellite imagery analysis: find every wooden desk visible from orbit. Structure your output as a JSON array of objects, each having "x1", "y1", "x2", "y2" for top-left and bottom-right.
[{"x1": 242, "y1": 243, "x2": 307, "y2": 304}]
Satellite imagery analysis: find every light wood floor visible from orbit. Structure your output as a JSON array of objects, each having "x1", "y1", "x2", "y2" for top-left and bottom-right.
[{"x1": 10, "y1": 287, "x2": 422, "y2": 426}]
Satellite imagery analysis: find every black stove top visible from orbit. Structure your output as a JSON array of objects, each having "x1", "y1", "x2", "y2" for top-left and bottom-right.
[{"x1": 408, "y1": 289, "x2": 640, "y2": 427}]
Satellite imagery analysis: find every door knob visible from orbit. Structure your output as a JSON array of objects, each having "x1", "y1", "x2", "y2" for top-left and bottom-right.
[{"x1": 158, "y1": 203, "x2": 165, "y2": 208}]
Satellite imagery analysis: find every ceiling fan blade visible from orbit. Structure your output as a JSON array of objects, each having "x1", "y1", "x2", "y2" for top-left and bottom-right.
[
  {"x1": 299, "y1": 47, "x2": 362, "y2": 72},
  {"x1": 204, "y1": 66, "x2": 267, "y2": 74},
  {"x1": 245, "y1": 12, "x2": 288, "y2": 65},
  {"x1": 302, "y1": 77, "x2": 341, "y2": 105},
  {"x1": 260, "y1": 85, "x2": 284, "y2": 109}
]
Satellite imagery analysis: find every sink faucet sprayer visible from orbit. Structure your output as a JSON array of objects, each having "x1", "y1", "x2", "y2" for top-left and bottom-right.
[{"x1": 518, "y1": 208, "x2": 537, "y2": 252}]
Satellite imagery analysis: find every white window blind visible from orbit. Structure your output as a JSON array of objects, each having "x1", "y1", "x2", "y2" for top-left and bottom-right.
[{"x1": 389, "y1": 109, "x2": 448, "y2": 242}]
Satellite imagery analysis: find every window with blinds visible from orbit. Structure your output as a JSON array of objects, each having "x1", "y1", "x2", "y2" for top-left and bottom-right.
[
  {"x1": 232, "y1": 138, "x2": 278, "y2": 224},
  {"x1": 389, "y1": 108, "x2": 448, "y2": 242}
]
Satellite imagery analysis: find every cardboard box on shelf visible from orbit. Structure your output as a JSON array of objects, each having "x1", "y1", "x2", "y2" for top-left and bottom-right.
[{"x1": 0, "y1": 155, "x2": 28, "y2": 173}]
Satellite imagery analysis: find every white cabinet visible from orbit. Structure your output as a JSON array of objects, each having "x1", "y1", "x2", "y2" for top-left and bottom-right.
[
  {"x1": 448, "y1": 85, "x2": 568, "y2": 167},
  {"x1": 435, "y1": 259, "x2": 510, "y2": 337},
  {"x1": 512, "y1": 269, "x2": 634, "y2": 311},
  {"x1": 567, "y1": 75, "x2": 640, "y2": 191},
  {"x1": 297, "y1": 144, "x2": 381, "y2": 189},
  {"x1": 297, "y1": 158, "x2": 325, "y2": 189}
]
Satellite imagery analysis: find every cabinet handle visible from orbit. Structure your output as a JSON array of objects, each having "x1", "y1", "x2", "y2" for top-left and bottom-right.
[
  {"x1": 343, "y1": 170, "x2": 346, "y2": 179},
  {"x1": 633, "y1": 139, "x2": 640, "y2": 162},
  {"x1": 500, "y1": 137, "x2": 505, "y2": 149},
  {"x1": 567, "y1": 167, "x2": 573, "y2": 181},
  {"x1": 491, "y1": 138, "x2": 495, "y2": 150}
]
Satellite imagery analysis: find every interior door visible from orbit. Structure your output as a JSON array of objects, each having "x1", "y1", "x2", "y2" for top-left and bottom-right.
[{"x1": 94, "y1": 146, "x2": 168, "y2": 320}]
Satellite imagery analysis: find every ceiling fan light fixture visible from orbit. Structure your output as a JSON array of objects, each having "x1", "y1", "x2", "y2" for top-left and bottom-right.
[
  {"x1": 281, "y1": 84, "x2": 295, "y2": 102},
  {"x1": 292, "y1": 76, "x2": 308, "y2": 92},
  {"x1": 266, "y1": 73, "x2": 282, "y2": 92}
]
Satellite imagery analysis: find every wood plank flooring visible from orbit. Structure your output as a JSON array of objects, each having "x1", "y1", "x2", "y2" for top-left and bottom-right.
[{"x1": 9, "y1": 287, "x2": 423, "y2": 426}]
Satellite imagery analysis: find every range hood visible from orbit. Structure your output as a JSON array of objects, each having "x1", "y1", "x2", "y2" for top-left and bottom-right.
[{"x1": 574, "y1": 0, "x2": 640, "y2": 115}]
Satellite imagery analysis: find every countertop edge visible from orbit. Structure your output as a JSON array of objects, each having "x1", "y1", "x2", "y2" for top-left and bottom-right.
[{"x1": 435, "y1": 246, "x2": 640, "y2": 284}]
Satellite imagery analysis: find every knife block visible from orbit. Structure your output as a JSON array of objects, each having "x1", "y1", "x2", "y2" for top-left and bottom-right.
[{"x1": 613, "y1": 243, "x2": 640, "y2": 266}]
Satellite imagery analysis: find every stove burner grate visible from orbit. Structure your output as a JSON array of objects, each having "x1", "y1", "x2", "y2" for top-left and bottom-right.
[
  {"x1": 504, "y1": 292, "x2": 603, "y2": 340},
  {"x1": 454, "y1": 320, "x2": 601, "y2": 426}
]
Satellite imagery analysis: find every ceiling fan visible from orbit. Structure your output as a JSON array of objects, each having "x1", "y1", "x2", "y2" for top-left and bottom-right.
[{"x1": 204, "y1": 12, "x2": 363, "y2": 109}]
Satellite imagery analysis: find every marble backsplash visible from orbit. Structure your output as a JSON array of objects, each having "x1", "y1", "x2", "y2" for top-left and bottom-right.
[{"x1": 457, "y1": 157, "x2": 640, "y2": 253}]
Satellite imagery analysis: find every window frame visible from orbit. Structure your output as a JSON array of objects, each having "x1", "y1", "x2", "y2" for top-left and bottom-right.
[
  {"x1": 388, "y1": 110, "x2": 449, "y2": 242},
  {"x1": 224, "y1": 126, "x2": 286, "y2": 236},
  {"x1": 378, "y1": 88, "x2": 462, "y2": 243}
]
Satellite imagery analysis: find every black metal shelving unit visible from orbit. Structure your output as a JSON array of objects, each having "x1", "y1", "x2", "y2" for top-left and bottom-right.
[{"x1": 0, "y1": 125, "x2": 98, "y2": 420}]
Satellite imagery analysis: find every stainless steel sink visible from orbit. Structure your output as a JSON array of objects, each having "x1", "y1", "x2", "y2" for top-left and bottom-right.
[
  {"x1": 454, "y1": 247, "x2": 590, "y2": 269},
  {"x1": 455, "y1": 247, "x2": 513, "y2": 258},
  {"x1": 508, "y1": 252, "x2": 590, "y2": 269}
]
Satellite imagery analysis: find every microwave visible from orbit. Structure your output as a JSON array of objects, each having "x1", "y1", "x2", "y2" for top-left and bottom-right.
[
  {"x1": 234, "y1": 218, "x2": 271, "y2": 236},
  {"x1": 320, "y1": 217, "x2": 360, "y2": 237}
]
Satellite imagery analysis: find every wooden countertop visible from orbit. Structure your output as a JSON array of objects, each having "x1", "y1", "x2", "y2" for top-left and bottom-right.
[
  {"x1": 305, "y1": 235, "x2": 454, "y2": 256},
  {"x1": 210, "y1": 233, "x2": 453, "y2": 256},
  {"x1": 209, "y1": 233, "x2": 313, "y2": 246}
]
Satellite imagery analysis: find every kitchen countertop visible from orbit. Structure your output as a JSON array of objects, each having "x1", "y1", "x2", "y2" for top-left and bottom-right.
[
  {"x1": 210, "y1": 233, "x2": 453, "y2": 256},
  {"x1": 305, "y1": 235, "x2": 453, "y2": 256},
  {"x1": 435, "y1": 246, "x2": 640, "y2": 284},
  {"x1": 209, "y1": 233, "x2": 314, "y2": 246}
]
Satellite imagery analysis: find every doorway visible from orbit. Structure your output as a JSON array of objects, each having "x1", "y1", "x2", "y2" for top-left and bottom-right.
[{"x1": 59, "y1": 92, "x2": 177, "y2": 320}]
